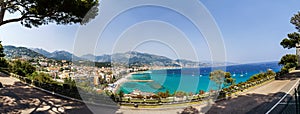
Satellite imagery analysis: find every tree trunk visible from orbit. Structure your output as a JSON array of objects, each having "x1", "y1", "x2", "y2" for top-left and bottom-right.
[
  {"x1": 296, "y1": 43, "x2": 300, "y2": 69},
  {"x1": 0, "y1": 0, "x2": 6, "y2": 24}
]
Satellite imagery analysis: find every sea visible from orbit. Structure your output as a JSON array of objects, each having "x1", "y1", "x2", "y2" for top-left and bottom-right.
[{"x1": 119, "y1": 61, "x2": 281, "y2": 94}]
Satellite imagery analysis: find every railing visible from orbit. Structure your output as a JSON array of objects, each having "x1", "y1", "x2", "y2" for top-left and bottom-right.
[
  {"x1": 295, "y1": 85, "x2": 300, "y2": 114},
  {"x1": 10, "y1": 73, "x2": 81, "y2": 99},
  {"x1": 267, "y1": 79, "x2": 300, "y2": 114},
  {"x1": 9, "y1": 73, "x2": 118, "y2": 107}
]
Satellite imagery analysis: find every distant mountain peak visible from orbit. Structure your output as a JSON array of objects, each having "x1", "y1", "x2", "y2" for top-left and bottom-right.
[
  {"x1": 4, "y1": 46, "x2": 218, "y2": 67},
  {"x1": 4, "y1": 46, "x2": 46, "y2": 59}
]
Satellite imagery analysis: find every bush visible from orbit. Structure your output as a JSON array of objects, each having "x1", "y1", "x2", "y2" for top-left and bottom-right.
[{"x1": 9, "y1": 60, "x2": 35, "y2": 76}]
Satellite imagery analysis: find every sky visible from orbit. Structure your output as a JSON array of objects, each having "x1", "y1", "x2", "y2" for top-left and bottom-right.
[{"x1": 0, "y1": 0, "x2": 299, "y2": 63}]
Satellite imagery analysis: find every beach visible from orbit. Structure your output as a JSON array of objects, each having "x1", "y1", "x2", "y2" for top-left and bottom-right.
[{"x1": 111, "y1": 72, "x2": 136, "y2": 94}]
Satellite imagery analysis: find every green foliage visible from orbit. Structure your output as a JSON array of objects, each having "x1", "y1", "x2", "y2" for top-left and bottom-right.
[
  {"x1": 280, "y1": 67, "x2": 289, "y2": 74},
  {"x1": 278, "y1": 11, "x2": 300, "y2": 74},
  {"x1": 248, "y1": 73, "x2": 266, "y2": 82},
  {"x1": 225, "y1": 78, "x2": 235, "y2": 85},
  {"x1": 247, "y1": 70, "x2": 275, "y2": 82},
  {"x1": 9, "y1": 60, "x2": 35, "y2": 76},
  {"x1": 278, "y1": 54, "x2": 298, "y2": 74},
  {"x1": 210, "y1": 70, "x2": 235, "y2": 87},
  {"x1": 291, "y1": 12, "x2": 300, "y2": 32},
  {"x1": 0, "y1": 41, "x2": 5, "y2": 57},
  {"x1": 0, "y1": 0, "x2": 99, "y2": 28},
  {"x1": 0, "y1": 41, "x2": 7, "y2": 70},
  {"x1": 27, "y1": 72, "x2": 53, "y2": 83},
  {"x1": 280, "y1": 32, "x2": 300, "y2": 49},
  {"x1": 209, "y1": 70, "x2": 225, "y2": 85},
  {"x1": 64, "y1": 77, "x2": 76, "y2": 87},
  {"x1": 221, "y1": 70, "x2": 275, "y2": 98},
  {"x1": 118, "y1": 90, "x2": 124, "y2": 98},
  {"x1": 266, "y1": 69, "x2": 276, "y2": 76},
  {"x1": 225, "y1": 72, "x2": 231, "y2": 78},
  {"x1": 0, "y1": 58, "x2": 8, "y2": 68}
]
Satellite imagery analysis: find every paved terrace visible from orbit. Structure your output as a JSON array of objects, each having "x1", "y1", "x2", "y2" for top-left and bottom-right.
[
  {"x1": 207, "y1": 77, "x2": 299, "y2": 114},
  {"x1": 0, "y1": 72, "x2": 118, "y2": 114}
]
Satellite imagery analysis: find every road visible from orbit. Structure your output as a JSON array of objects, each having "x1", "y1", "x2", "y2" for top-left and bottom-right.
[{"x1": 207, "y1": 78, "x2": 299, "y2": 114}]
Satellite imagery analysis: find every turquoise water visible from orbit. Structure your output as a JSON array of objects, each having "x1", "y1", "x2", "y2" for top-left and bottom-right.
[{"x1": 119, "y1": 62, "x2": 281, "y2": 94}]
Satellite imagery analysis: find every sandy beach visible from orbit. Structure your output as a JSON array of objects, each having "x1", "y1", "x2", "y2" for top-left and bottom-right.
[{"x1": 111, "y1": 72, "x2": 136, "y2": 93}]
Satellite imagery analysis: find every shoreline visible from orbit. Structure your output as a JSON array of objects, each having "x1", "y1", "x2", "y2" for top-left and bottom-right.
[
  {"x1": 110, "y1": 65, "x2": 279, "y2": 94},
  {"x1": 112, "y1": 72, "x2": 140, "y2": 94}
]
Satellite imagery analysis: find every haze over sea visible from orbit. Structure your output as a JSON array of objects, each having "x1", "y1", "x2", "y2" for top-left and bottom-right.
[{"x1": 119, "y1": 61, "x2": 281, "y2": 94}]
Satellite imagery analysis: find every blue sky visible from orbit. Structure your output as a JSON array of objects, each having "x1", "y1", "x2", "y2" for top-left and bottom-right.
[{"x1": 0, "y1": 0, "x2": 299, "y2": 63}]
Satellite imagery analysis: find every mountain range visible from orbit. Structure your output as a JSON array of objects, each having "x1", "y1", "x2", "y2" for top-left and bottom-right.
[
  {"x1": 4, "y1": 46, "x2": 46, "y2": 59},
  {"x1": 4, "y1": 45, "x2": 205, "y2": 67}
]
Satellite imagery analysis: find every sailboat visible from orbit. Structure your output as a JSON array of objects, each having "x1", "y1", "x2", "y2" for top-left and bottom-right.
[{"x1": 240, "y1": 71, "x2": 244, "y2": 77}]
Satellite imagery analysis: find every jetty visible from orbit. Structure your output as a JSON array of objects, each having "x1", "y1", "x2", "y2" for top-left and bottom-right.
[{"x1": 129, "y1": 80, "x2": 154, "y2": 82}]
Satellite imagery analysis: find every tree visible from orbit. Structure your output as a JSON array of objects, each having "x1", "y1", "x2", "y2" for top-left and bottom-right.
[
  {"x1": 210, "y1": 70, "x2": 235, "y2": 88},
  {"x1": 209, "y1": 70, "x2": 226, "y2": 90},
  {"x1": 291, "y1": 12, "x2": 300, "y2": 32},
  {"x1": 0, "y1": 58, "x2": 8, "y2": 68},
  {"x1": 28, "y1": 72, "x2": 53, "y2": 83},
  {"x1": 280, "y1": 12, "x2": 300, "y2": 69},
  {"x1": 278, "y1": 54, "x2": 298, "y2": 74},
  {"x1": 9, "y1": 60, "x2": 35, "y2": 76},
  {"x1": 0, "y1": 0, "x2": 98, "y2": 28},
  {"x1": 0, "y1": 41, "x2": 8, "y2": 70},
  {"x1": 0, "y1": 41, "x2": 5, "y2": 57},
  {"x1": 224, "y1": 72, "x2": 235, "y2": 86},
  {"x1": 280, "y1": 32, "x2": 300, "y2": 49},
  {"x1": 118, "y1": 90, "x2": 124, "y2": 102},
  {"x1": 64, "y1": 77, "x2": 76, "y2": 87}
]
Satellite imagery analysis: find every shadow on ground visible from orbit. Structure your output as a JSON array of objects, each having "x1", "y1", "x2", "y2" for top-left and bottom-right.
[
  {"x1": 207, "y1": 77, "x2": 297, "y2": 114},
  {"x1": 0, "y1": 81, "x2": 94, "y2": 114}
]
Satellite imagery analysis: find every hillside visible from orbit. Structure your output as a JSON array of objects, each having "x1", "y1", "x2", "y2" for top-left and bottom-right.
[
  {"x1": 81, "y1": 51, "x2": 200, "y2": 67},
  {"x1": 6, "y1": 46, "x2": 206, "y2": 67},
  {"x1": 4, "y1": 46, "x2": 46, "y2": 59},
  {"x1": 31, "y1": 48, "x2": 81, "y2": 61}
]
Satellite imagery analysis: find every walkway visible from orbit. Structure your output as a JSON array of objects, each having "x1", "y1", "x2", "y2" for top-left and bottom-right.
[
  {"x1": 207, "y1": 78, "x2": 299, "y2": 114},
  {"x1": 0, "y1": 72, "x2": 117, "y2": 114}
]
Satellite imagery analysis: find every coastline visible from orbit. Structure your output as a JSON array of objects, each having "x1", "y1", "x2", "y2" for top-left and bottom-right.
[
  {"x1": 112, "y1": 72, "x2": 138, "y2": 94},
  {"x1": 110, "y1": 63, "x2": 280, "y2": 94}
]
